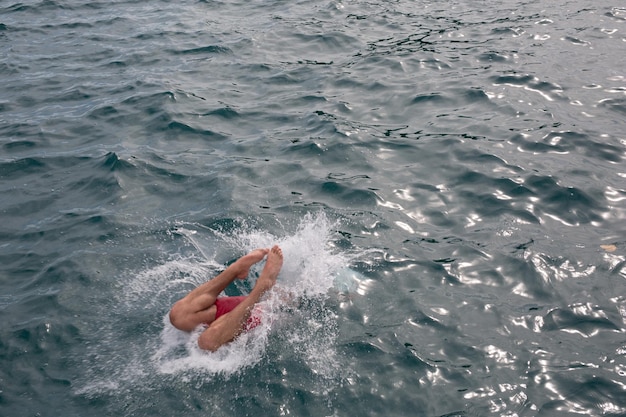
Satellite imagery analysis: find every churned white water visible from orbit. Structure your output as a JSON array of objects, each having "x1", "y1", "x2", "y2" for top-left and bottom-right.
[{"x1": 77, "y1": 212, "x2": 358, "y2": 395}]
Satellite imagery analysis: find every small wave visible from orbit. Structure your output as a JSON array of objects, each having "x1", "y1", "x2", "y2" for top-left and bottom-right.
[
  {"x1": 168, "y1": 45, "x2": 232, "y2": 55},
  {"x1": 490, "y1": 73, "x2": 565, "y2": 101},
  {"x1": 598, "y1": 97, "x2": 626, "y2": 115}
]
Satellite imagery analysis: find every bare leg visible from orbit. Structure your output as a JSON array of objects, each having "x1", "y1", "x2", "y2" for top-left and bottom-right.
[
  {"x1": 198, "y1": 245, "x2": 283, "y2": 351},
  {"x1": 169, "y1": 248, "x2": 269, "y2": 331}
]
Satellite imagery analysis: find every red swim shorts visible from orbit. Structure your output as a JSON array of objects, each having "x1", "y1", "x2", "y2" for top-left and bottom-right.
[{"x1": 213, "y1": 296, "x2": 261, "y2": 330}]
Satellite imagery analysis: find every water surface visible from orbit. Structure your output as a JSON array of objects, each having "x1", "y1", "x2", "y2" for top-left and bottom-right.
[{"x1": 1, "y1": 0, "x2": 626, "y2": 416}]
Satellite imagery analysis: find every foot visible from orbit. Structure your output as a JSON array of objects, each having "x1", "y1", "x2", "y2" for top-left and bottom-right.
[
  {"x1": 256, "y1": 245, "x2": 283, "y2": 290},
  {"x1": 232, "y1": 248, "x2": 269, "y2": 279}
]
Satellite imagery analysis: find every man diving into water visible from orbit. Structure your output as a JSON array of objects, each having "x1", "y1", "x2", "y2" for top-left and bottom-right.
[{"x1": 169, "y1": 245, "x2": 283, "y2": 351}]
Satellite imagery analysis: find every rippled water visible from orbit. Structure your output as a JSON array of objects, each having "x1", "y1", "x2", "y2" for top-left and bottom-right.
[{"x1": 1, "y1": 0, "x2": 626, "y2": 416}]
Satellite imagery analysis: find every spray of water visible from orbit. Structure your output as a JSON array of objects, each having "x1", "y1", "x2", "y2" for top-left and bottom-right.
[
  {"x1": 76, "y1": 212, "x2": 355, "y2": 396},
  {"x1": 152, "y1": 212, "x2": 349, "y2": 377}
]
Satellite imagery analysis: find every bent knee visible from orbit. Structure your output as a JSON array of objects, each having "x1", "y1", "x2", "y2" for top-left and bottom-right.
[
  {"x1": 198, "y1": 334, "x2": 220, "y2": 352},
  {"x1": 169, "y1": 301, "x2": 194, "y2": 332},
  {"x1": 197, "y1": 323, "x2": 229, "y2": 352}
]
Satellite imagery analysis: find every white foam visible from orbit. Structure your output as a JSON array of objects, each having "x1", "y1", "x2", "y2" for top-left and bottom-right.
[
  {"x1": 152, "y1": 313, "x2": 269, "y2": 377},
  {"x1": 76, "y1": 212, "x2": 353, "y2": 396},
  {"x1": 152, "y1": 212, "x2": 348, "y2": 378}
]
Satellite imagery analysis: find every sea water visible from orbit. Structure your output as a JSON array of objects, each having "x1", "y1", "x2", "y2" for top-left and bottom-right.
[{"x1": 1, "y1": 0, "x2": 626, "y2": 416}]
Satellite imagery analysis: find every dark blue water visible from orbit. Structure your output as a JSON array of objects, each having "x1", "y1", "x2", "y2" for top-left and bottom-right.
[{"x1": 1, "y1": 0, "x2": 626, "y2": 416}]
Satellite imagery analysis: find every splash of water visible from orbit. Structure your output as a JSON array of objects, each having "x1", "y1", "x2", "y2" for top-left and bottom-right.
[
  {"x1": 71, "y1": 210, "x2": 354, "y2": 399},
  {"x1": 151, "y1": 212, "x2": 349, "y2": 378},
  {"x1": 225, "y1": 212, "x2": 348, "y2": 297}
]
